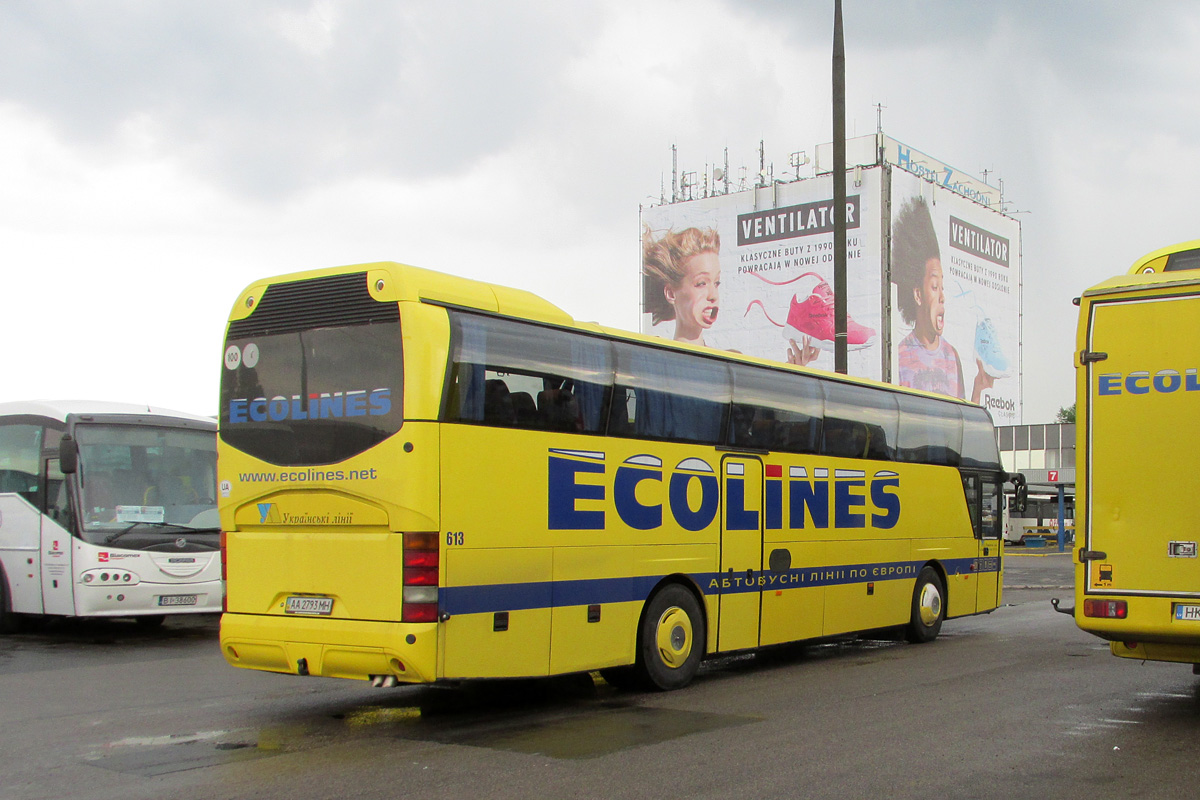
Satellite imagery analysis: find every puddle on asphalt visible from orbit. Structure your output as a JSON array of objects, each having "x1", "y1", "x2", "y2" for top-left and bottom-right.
[
  {"x1": 83, "y1": 730, "x2": 275, "y2": 777},
  {"x1": 349, "y1": 699, "x2": 759, "y2": 760},
  {"x1": 334, "y1": 675, "x2": 760, "y2": 760},
  {"x1": 417, "y1": 704, "x2": 758, "y2": 759}
]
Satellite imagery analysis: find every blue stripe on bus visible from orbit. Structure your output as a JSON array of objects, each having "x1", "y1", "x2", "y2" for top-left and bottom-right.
[{"x1": 438, "y1": 556, "x2": 998, "y2": 615}]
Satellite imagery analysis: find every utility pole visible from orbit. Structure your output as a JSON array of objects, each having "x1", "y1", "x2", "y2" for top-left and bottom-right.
[{"x1": 832, "y1": 0, "x2": 848, "y2": 374}]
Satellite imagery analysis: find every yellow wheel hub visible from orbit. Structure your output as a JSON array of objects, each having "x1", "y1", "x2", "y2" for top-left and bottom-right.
[{"x1": 655, "y1": 606, "x2": 693, "y2": 669}]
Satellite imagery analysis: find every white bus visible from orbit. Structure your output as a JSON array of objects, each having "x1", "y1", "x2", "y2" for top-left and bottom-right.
[
  {"x1": 0, "y1": 401, "x2": 222, "y2": 630},
  {"x1": 1005, "y1": 495, "x2": 1073, "y2": 546}
]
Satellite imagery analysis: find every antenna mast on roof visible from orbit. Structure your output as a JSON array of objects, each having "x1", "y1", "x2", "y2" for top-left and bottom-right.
[{"x1": 671, "y1": 145, "x2": 678, "y2": 204}]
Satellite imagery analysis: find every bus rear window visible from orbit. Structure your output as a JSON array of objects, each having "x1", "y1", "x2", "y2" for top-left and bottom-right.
[{"x1": 220, "y1": 273, "x2": 403, "y2": 466}]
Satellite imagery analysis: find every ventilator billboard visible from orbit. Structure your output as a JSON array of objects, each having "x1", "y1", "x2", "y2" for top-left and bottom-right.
[{"x1": 640, "y1": 147, "x2": 1022, "y2": 424}]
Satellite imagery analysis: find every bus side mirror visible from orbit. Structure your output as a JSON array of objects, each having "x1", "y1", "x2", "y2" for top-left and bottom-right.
[
  {"x1": 1008, "y1": 472, "x2": 1027, "y2": 514},
  {"x1": 59, "y1": 435, "x2": 78, "y2": 474}
]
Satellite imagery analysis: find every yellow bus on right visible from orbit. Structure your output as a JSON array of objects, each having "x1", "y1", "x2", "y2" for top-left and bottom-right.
[{"x1": 1070, "y1": 239, "x2": 1200, "y2": 667}]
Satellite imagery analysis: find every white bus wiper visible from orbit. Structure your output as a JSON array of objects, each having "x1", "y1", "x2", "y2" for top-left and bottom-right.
[{"x1": 104, "y1": 521, "x2": 194, "y2": 544}]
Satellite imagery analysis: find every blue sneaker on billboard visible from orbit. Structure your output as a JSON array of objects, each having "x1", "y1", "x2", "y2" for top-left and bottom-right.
[{"x1": 974, "y1": 316, "x2": 1009, "y2": 378}]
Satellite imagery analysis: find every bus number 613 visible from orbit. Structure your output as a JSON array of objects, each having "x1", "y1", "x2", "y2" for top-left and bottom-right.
[{"x1": 446, "y1": 531, "x2": 464, "y2": 546}]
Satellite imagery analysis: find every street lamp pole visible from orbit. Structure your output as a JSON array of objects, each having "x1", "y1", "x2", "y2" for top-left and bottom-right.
[{"x1": 832, "y1": 0, "x2": 848, "y2": 374}]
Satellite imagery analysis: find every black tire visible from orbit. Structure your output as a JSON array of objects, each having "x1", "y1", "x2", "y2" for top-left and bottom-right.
[
  {"x1": 0, "y1": 574, "x2": 16, "y2": 635},
  {"x1": 598, "y1": 665, "x2": 641, "y2": 690},
  {"x1": 905, "y1": 567, "x2": 945, "y2": 644},
  {"x1": 635, "y1": 583, "x2": 705, "y2": 691},
  {"x1": 15, "y1": 614, "x2": 48, "y2": 632},
  {"x1": 135, "y1": 615, "x2": 166, "y2": 628}
]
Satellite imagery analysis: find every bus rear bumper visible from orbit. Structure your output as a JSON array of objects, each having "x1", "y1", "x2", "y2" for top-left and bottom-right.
[
  {"x1": 1110, "y1": 640, "x2": 1200, "y2": 665},
  {"x1": 219, "y1": 613, "x2": 438, "y2": 684}
]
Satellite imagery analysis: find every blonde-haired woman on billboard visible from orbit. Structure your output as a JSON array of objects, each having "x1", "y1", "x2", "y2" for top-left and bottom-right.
[{"x1": 642, "y1": 226, "x2": 722, "y2": 347}]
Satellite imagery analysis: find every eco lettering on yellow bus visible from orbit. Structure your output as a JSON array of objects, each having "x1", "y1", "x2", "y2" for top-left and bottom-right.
[{"x1": 547, "y1": 450, "x2": 901, "y2": 532}]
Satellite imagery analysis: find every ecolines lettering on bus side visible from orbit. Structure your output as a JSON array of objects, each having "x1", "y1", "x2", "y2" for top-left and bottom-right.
[
  {"x1": 547, "y1": 450, "x2": 901, "y2": 532},
  {"x1": 227, "y1": 389, "x2": 392, "y2": 424},
  {"x1": 1097, "y1": 369, "x2": 1200, "y2": 396}
]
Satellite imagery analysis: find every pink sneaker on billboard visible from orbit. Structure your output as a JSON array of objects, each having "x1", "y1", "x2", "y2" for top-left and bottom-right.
[{"x1": 745, "y1": 271, "x2": 876, "y2": 351}]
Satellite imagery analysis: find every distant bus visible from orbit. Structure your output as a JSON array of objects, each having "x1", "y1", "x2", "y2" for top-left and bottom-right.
[
  {"x1": 218, "y1": 263, "x2": 1013, "y2": 691},
  {"x1": 1069, "y1": 240, "x2": 1200, "y2": 665},
  {"x1": 0, "y1": 401, "x2": 221, "y2": 630},
  {"x1": 1005, "y1": 495, "x2": 1073, "y2": 545}
]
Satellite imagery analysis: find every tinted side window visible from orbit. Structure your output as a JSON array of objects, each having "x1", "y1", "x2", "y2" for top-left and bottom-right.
[
  {"x1": 43, "y1": 457, "x2": 73, "y2": 528},
  {"x1": 961, "y1": 406, "x2": 1002, "y2": 470},
  {"x1": 729, "y1": 365, "x2": 823, "y2": 453},
  {"x1": 962, "y1": 473, "x2": 982, "y2": 537},
  {"x1": 609, "y1": 343, "x2": 730, "y2": 445},
  {"x1": 822, "y1": 382, "x2": 899, "y2": 461},
  {"x1": 897, "y1": 395, "x2": 963, "y2": 466},
  {"x1": 981, "y1": 478, "x2": 1003, "y2": 539},
  {"x1": 444, "y1": 312, "x2": 612, "y2": 434},
  {"x1": 0, "y1": 423, "x2": 43, "y2": 504}
]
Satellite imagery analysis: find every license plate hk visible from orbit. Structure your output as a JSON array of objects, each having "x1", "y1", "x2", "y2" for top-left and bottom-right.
[
  {"x1": 286, "y1": 596, "x2": 334, "y2": 616},
  {"x1": 1175, "y1": 604, "x2": 1200, "y2": 621},
  {"x1": 158, "y1": 594, "x2": 198, "y2": 606}
]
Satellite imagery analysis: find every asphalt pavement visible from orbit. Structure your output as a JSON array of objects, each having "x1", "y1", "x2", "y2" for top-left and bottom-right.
[{"x1": 1004, "y1": 546, "x2": 1074, "y2": 609}]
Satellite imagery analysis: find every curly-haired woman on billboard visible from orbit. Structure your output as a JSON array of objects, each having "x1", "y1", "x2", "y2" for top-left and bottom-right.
[
  {"x1": 892, "y1": 195, "x2": 993, "y2": 404},
  {"x1": 642, "y1": 226, "x2": 722, "y2": 347}
]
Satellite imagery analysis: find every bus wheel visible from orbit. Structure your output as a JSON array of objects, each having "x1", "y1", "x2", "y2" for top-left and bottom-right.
[
  {"x1": 637, "y1": 584, "x2": 704, "y2": 691},
  {"x1": 0, "y1": 578, "x2": 15, "y2": 634},
  {"x1": 905, "y1": 567, "x2": 945, "y2": 644}
]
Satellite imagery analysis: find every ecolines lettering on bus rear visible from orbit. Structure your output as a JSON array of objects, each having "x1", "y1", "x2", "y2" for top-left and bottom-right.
[
  {"x1": 1097, "y1": 369, "x2": 1199, "y2": 396},
  {"x1": 547, "y1": 450, "x2": 901, "y2": 532},
  {"x1": 227, "y1": 389, "x2": 392, "y2": 424}
]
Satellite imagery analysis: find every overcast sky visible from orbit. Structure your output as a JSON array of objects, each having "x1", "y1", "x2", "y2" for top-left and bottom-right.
[{"x1": 3, "y1": 1, "x2": 1197, "y2": 423}]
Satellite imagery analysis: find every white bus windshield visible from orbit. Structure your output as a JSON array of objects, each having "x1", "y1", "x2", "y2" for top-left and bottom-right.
[{"x1": 75, "y1": 424, "x2": 218, "y2": 544}]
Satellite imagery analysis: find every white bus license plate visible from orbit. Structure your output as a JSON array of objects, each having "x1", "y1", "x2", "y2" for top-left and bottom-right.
[
  {"x1": 158, "y1": 594, "x2": 198, "y2": 607},
  {"x1": 1175, "y1": 604, "x2": 1200, "y2": 621},
  {"x1": 286, "y1": 596, "x2": 334, "y2": 616}
]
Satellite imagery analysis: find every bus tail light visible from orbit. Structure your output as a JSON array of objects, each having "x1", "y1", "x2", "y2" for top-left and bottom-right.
[
  {"x1": 1083, "y1": 598, "x2": 1127, "y2": 619},
  {"x1": 403, "y1": 532, "x2": 439, "y2": 623}
]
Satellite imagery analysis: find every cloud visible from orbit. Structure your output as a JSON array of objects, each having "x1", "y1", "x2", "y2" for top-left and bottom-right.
[{"x1": 0, "y1": 1, "x2": 600, "y2": 198}]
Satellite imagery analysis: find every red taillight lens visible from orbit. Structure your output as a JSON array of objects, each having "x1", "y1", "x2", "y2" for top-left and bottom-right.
[
  {"x1": 403, "y1": 603, "x2": 438, "y2": 623},
  {"x1": 404, "y1": 550, "x2": 438, "y2": 568},
  {"x1": 1083, "y1": 598, "x2": 1128, "y2": 619},
  {"x1": 403, "y1": 567, "x2": 438, "y2": 586},
  {"x1": 403, "y1": 532, "x2": 439, "y2": 622}
]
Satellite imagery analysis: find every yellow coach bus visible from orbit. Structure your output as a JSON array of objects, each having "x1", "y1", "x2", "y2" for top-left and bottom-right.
[
  {"x1": 1069, "y1": 240, "x2": 1200, "y2": 667},
  {"x1": 218, "y1": 262, "x2": 1012, "y2": 690}
]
